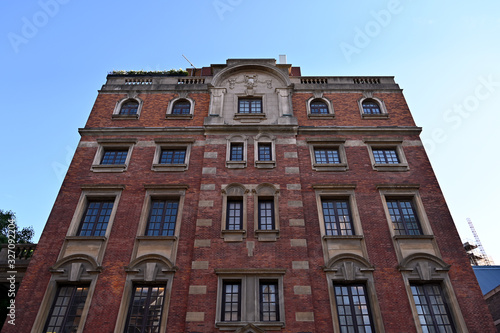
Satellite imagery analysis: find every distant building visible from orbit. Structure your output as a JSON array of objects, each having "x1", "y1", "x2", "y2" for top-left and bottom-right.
[
  {"x1": 473, "y1": 266, "x2": 500, "y2": 331},
  {"x1": 4, "y1": 58, "x2": 496, "y2": 332}
]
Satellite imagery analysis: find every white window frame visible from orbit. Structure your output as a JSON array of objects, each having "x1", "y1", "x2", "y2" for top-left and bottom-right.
[
  {"x1": 364, "y1": 138, "x2": 409, "y2": 172},
  {"x1": 306, "y1": 96, "x2": 334, "y2": 119},
  {"x1": 226, "y1": 135, "x2": 248, "y2": 169},
  {"x1": 358, "y1": 96, "x2": 389, "y2": 119},
  {"x1": 254, "y1": 134, "x2": 276, "y2": 169},
  {"x1": 307, "y1": 138, "x2": 348, "y2": 172}
]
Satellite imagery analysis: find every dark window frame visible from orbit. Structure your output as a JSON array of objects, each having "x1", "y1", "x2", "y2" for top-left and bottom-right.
[
  {"x1": 259, "y1": 280, "x2": 280, "y2": 322},
  {"x1": 258, "y1": 143, "x2": 272, "y2": 161},
  {"x1": 159, "y1": 148, "x2": 186, "y2": 164},
  {"x1": 362, "y1": 99, "x2": 382, "y2": 114},
  {"x1": 119, "y1": 100, "x2": 139, "y2": 115},
  {"x1": 101, "y1": 149, "x2": 128, "y2": 165},
  {"x1": 78, "y1": 199, "x2": 114, "y2": 237},
  {"x1": 221, "y1": 280, "x2": 242, "y2": 322},
  {"x1": 43, "y1": 284, "x2": 90, "y2": 333},
  {"x1": 229, "y1": 142, "x2": 244, "y2": 161},
  {"x1": 372, "y1": 148, "x2": 400, "y2": 164},
  {"x1": 258, "y1": 198, "x2": 275, "y2": 230},
  {"x1": 145, "y1": 199, "x2": 179, "y2": 236},
  {"x1": 226, "y1": 199, "x2": 243, "y2": 230},
  {"x1": 386, "y1": 198, "x2": 423, "y2": 235},
  {"x1": 333, "y1": 283, "x2": 375, "y2": 333},
  {"x1": 310, "y1": 99, "x2": 329, "y2": 114},
  {"x1": 410, "y1": 283, "x2": 457, "y2": 333},
  {"x1": 314, "y1": 148, "x2": 341, "y2": 164},
  {"x1": 171, "y1": 100, "x2": 191, "y2": 115},
  {"x1": 238, "y1": 98, "x2": 262, "y2": 114},
  {"x1": 124, "y1": 284, "x2": 167, "y2": 333},
  {"x1": 321, "y1": 198, "x2": 354, "y2": 236}
]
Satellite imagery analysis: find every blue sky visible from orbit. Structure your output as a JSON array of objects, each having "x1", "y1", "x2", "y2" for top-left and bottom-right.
[{"x1": 2, "y1": 0, "x2": 500, "y2": 262}]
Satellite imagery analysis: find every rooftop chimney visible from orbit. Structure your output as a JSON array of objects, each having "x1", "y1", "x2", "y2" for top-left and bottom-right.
[{"x1": 279, "y1": 55, "x2": 287, "y2": 64}]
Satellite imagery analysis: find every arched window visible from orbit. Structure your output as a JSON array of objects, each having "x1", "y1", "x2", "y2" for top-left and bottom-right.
[
  {"x1": 310, "y1": 99, "x2": 329, "y2": 114},
  {"x1": 119, "y1": 99, "x2": 139, "y2": 115},
  {"x1": 362, "y1": 99, "x2": 381, "y2": 114},
  {"x1": 172, "y1": 100, "x2": 191, "y2": 115}
]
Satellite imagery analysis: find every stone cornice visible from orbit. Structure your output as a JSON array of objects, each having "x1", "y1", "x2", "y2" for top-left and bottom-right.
[{"x1": 79, "y1": 127, "x2": 205, "y2": 136}]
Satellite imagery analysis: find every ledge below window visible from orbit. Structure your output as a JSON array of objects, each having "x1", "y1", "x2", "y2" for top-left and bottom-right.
[
  {"x1": 255, "y1": 160, "x2": 276, "y2": 169},
  {"x1": 152, "y1": 164, "x2": 188, "y2": 172},
  {"x1": 312, "y1": 163, "x2": 348, "y2": 172},
  {"x1": 91, "y1": 164, "x2": 127, "y2": 173},
  {"x1": 372, "y1": 163, "x2": 409, "y2": 172},
  {"x1": 255, "y1": 230, "x2": 279, "y2": 242},
  {"x1": 308, "y1": 114, "x2": 335, "y2": 119},
  {"x1": 165, "y1": 114, "x2": 193, "y2": 119},
  {"x1": 112, "y1": 114, "x2": 139, "y2": 120},
  {"x1": 221, "y1": 230, "x2": 246, "y2": 242},
  {"x1": 234, "y1": 113, "x2": 266, "y2": 123},
  {"x1": 226, "y1": 160, "x2": 247, "y2": 169},
  {"x1": 362, "y1": 113, "x2": 389, "y2": 119}
]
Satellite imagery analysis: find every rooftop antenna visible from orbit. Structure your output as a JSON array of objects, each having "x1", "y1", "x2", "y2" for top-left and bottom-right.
[
  {"x1": 467, "y1": 217, "x2": 491, "y2": 265},
  {"x1": 182, "y1": 54, "x2": 196, "y2": 76}
]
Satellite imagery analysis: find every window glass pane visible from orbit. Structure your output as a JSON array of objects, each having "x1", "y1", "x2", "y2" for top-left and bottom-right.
[
  {"x1": 333, "y1": 284, "x2": 374, "y2": 332},
  {"x1": 310, "y1": 100, "x2": 329, "y2": 114},
  {"x1": 101, "y1": 150, "x2": 128, "y2": 165},
  {"x1": 362, "y1": 100, "x2": 381, "y2": 114},
  {"x1": 410, "y1": 284, "x2": 456, "y2": 332},
  {"x1": 78, "y1": 200, "x2": 114, "y2": 236},
  {"x1": 239, "y1": 99, "x2": 262, "y2": 113},
  {"x1": 386, "y1": 199, "x2": 422, "y2": 235},
  {"x1": 159, "y1": 149, "x2": 186, "y2": 164},
  {"x1": 227, "y1": 200, "x2": 243, "y2": 230},
  {"x1": 44, "y1": 285, "x2": 89, "y2": 333},
  {"x1": 258, "y1": 143, "x2": 272, "y2": 161},
  {"x1": 260, "y1": 281, "x2": 279, "y2": 321},
  {"x1": 315, "y1": 148, "x2": 340, "y2": 164},
  {"x1": 373, "y1": 149, "x2": 399, "y2": 164},
  {"x1": 120, "y1": 100, "x2": 139, "y2": 115},
  {"x1": 222, "y1": 281, "x2": 241, "y2": 321},
  {"x1": 146, "y1": 199, "x2": 179, "y2": 236},
  {"x1": 230, "y1": 143, "x2": 244, "y2": 161},
  {"x1": 258, "y1": 199, "x2": 274, "y2": 230},
  {"x1": 322, "y1": 199, "x2": 354, "y2": 235},
  {"x1": 172, "y1": 100, "x2": 191, "y2": 114},
  {"x1": 125, "y1": 285, "x2": 166, "y2": 333}
]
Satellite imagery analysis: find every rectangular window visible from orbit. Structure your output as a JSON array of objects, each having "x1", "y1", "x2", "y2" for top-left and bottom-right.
[
  {"x1": 333, "y1": 284, "x2": 375, "y2": 332},
  {"x1": 410, "y1": 284, "x2": 456, "y2": 332},
  {"x1": 222, "y1": 281, "x2": 241, "y2": 322},
  {"x1": 322, "y1": 199, "x2": 354, "y2": 236},
  {"x1": 44, "y1": 285, "x2": 89, "y2": 333},
  {"x1": 227, "y1": 200, "x2": 243, "y2": 230},
  {"x1": 145, "y1": 199, "x2": 179, "y2": 236},
  {"x1": 372, "y1": 149, "x2": 399, "y2": 164},
  {"x1": 260, "y1": 281, "x2": 279, "y2": 322},
  {"x1": 238, "y1": 98, "x2": 262, "y2": 113},
  {"x1": 314, "y1": 148, "x2": 340, "y2": 164},
  {"x1": 386, "y1": 199, "x2": 422, "y2": 235},
  {"x1": 101, "y1": 149, "x2": 128, "y2": 165},
  {"x1": 159, "y1": 149, "x2": 186, "y2": 164},
  {"x1": 230, "y1": 143, "x2": 244, "y2": 161},
  {"x1": 78, "y1": 200, "x2": 114, "y2": 236},
  {"x1": 258, "y1": 199, "x2": 274, "y2": 230},
  {"x1": 258, "y1": 143, "x2": 272, "y2": 161},
  {"x1": 125, "y1": 285, "x2": 166, "y2": 333}
]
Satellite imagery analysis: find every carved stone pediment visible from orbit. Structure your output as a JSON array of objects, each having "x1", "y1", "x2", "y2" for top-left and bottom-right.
[
  {"x1": 235, "y1": 323, "x2": 267, "y2": 333},
  {"x1": 398, "y1": 253, "x2": 450, "y2": 281}
]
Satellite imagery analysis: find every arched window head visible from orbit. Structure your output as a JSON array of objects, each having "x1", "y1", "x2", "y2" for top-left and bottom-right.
[
  {"x1": 310, "y1": 99, "x2": 329, "y2": 114},
  {"x1": 362, "y1": 99, "x2": 381, "y2": 114},
  {"x1": 172, "y1": 100, "x2": 191, "y2": 115},
  {"x1": 119, "y1": 99, "x2": 139, "y2": 115}
]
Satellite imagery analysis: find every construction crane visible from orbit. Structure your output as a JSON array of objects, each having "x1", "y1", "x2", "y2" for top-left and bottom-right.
[{"x1": 467, "y1": 217, "x2": 491, "y2": 266}]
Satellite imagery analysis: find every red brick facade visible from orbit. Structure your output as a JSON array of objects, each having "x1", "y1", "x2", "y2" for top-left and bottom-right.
[{"x1": 5, "y1": 59, "x2": 495, "y2": 332}]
